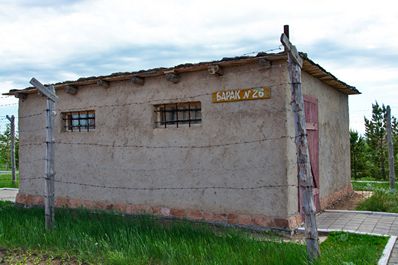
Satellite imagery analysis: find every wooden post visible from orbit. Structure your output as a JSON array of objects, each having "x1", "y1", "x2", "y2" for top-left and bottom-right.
[
  {"x1": 386, "y1": 106, "x2": 395, "y2": 192},
  {"x1": 281, "y1": 26, "x2": 320, "y2": 260},
  {"x1": 6, "y1": 115, "x2": 15, "y2": 185},
  {"x1": 30, "y1": 78, "x2": 58, "y2": 230}
]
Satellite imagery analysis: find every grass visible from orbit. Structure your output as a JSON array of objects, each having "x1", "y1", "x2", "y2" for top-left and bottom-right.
[
  {"x1": 357, "y1": 189, "x2": 398, "y2": 213},
  {"x1": 351, "y1": 181, "x2": 392, "y2": 191},
  {"x1": 316, "y1": 232, "x2": 387, "y2": 265},
  {"x1": 0, "y1": 201, "x2": 388, "y2": 265},
  {"x1": 0, "y1": 173, "x2": 19, "y2": 188}
]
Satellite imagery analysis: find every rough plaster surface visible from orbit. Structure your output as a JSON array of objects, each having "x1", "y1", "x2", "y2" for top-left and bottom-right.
[
  {"x1": 18, "y1": 60, "x2": 351, "y2": 224},
  {"x1": 19, "y1": 61, "x2": 292, "y2": 219}
]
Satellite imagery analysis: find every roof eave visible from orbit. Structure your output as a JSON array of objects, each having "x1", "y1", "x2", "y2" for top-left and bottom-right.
[
  {"x1": 3, "y1": 52, "x2": 360, "y2": 96},
  {"x1": 300, "y1": 53, "x2": 360, "y2": 95}
]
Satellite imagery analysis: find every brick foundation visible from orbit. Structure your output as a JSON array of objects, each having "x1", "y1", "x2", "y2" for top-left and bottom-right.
[
  {"x1": 319, "y1": 184, "x2": 353, "y2": 210},
  {"x1": 15, "y1": 193, "x2": 301, "y2": 230}
]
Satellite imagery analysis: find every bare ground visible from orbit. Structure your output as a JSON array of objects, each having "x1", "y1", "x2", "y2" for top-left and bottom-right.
[
  {"x1": 326, "y1": 191, "x2": 373, "y2": 210},
  {"x1": 0, "y1": 248, "x2": 85, "y2": 265}
]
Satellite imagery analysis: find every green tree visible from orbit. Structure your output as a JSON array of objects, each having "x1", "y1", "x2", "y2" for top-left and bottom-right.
[
  {"x1": 350, "y1": 130, "x2": 370, "y2": 179},
  {"x1": 350, "y1": 130, "x2": 369, "y2": 179},
  {"x1": 364, "y1": 102, "x2": 398, "y2": 180},
  {"x1": 0, "y1": 124, "x2": 19, "y2": 170}
]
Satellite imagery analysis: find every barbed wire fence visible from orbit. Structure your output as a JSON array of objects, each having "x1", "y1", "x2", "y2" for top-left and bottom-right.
[{"x1": 10, "y1": 78, "x2": 309, "y2": 221}]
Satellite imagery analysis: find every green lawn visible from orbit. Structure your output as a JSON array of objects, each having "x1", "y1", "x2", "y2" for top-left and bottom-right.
[
  {"x1": 0, "y1": 201, "x2": 388, "y2": 265},
  {"x1": 351, "y1": 180, "x2": 393, "y2": 191},
  {"x1": 0, "y1": 173, "x2": 19, "y2": 188}
]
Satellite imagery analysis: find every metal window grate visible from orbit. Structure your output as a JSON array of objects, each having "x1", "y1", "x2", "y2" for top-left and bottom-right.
[
  {"x1": 62, "y1": 110, "x2": 95, "y2": 132},
  {"x1": 154, "y1": 102, "x2": 201, "y2": 128}
]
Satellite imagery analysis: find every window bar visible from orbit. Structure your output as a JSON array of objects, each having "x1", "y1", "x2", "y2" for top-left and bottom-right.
[
  {"x1": 188, "y1": 103, "x2": 191, "y2": 127},
  {"x1": 70, "y1": 114, "x2": 73, "y2": 132},
  {"x1": 78, "y1": 113, "x2": 81, "y2": 132},
  {"x1": 175, "y1": 103, "x2": 178, "y2": 128},
  {"x1": 163, "y1": 104, "x2": 166, "y2": 128}
]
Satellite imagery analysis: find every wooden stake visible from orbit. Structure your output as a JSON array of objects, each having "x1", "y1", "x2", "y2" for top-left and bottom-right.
[
  {"x1": 386, "y1": 106, "x2": 395, "y2": 192},
  {"x1": 30, "y1": 78, "x2": 57, "y2": 230},
  {"x1": 45, "y1": 95, "x2": 55, "y2": 229},
  {"x1": 281, "y1": 30, "x2": 320, "y2": 260},
  {"x1": 6, "y1": 115, "x2": 15, "y2": 186}
]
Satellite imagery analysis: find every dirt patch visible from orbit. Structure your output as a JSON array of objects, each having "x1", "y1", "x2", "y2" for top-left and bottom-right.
[
  {"x1": 327, "y1": 191, "x2": 373, "y2": 210},
  {"x1": 0, "y1": 248, "x2": 85, "y2": 265}
]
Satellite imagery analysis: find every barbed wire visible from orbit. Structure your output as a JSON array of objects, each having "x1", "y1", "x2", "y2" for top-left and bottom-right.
[
  {"x1": 19, "y1": 134, "x2": 298, "y2": 149},
  {"x1": 0, "y1": 102, "x2": 18, "y2": 107},
  {"x1": 0, "y1": 81, "x2": 297, "y2": 122},
  {"x1": 0, "y1": 112, "x2": 43, "y2": 120},
  {"x1": 17, "y1": 128, "x2": 43, "y2": 133},
  {"x1": 242, "y1": 46, "x2": 283, "y2": 56},
  {"x1": 51, "y1": 82, "x2": 292, "y2": 112},
  {"x1": 54, "y1": 180, "x2": 298, "y2": 191},
  {"x1": 20, "y1": 175, "x2": 299, "y2": 191}
]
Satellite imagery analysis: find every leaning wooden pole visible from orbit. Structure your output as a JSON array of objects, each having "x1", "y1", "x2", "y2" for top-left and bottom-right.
[
  {"x1": 30, "y1": 78, "x2": 58, "y2": 230},
  {"x1": 281, "y1": 27, "x2": 320, "y2": 260},
  {"x1": 386, "y1": 105, "x2": 395, "y2": 192},
  {"x1": 45, "y1": 96, "x2": 55, "y2": 229},
  {"x1": 6, "y1": 115, "x2": 15, "y2": 185}
]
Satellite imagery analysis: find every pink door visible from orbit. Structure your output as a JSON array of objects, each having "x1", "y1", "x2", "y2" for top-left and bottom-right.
[
  {"x1": 298, "y1": 95, "x2": 320, "y2": 215},
  {"x1": 304, "y1": 95, "x2": 320, "y2": 211}
]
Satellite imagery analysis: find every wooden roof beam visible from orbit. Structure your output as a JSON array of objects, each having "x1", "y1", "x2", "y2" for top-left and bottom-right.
[
  {"x1": 208, "y1": 65, "x2": 223, "y2": 76},
  {"x1": 131, "y1": 76, "x2": 145, "y2": 86},
  {"x1": 258, "y1": 58, "x2": 272, "y2": 68},
  {"x1": 97, "y1": 79, "x2": 110, "y2": 89},
  {"x1": 15, "y1": 92, "x2": 28, "y2": 101},
  {"x1": 164, "y1": 70, "x2": 180, "y2": 84},
  {"x1": 64, "y1": 85, "x2": 78, "y2": 95}
]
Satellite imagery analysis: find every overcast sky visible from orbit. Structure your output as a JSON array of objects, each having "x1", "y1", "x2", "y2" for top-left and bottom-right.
[{"x1": 0, "y1": 0, "x2": 397, "y2": 133}]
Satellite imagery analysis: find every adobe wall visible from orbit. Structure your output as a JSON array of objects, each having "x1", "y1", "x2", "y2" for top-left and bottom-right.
[{"x1": 17, "y1": 60, "x2": 297, "y2": 228}]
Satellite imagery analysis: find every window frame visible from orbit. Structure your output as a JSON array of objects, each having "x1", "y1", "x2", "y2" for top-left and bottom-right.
[
  {"x1": 154, "y1": 101, "x2": 202, "y2": 128},
  {"x1": 62, "y1": 110, "x2": 96, "y2": 132}
]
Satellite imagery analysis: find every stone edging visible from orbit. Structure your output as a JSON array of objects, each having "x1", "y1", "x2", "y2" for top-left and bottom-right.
[
  {"x1": 379, "y1": 236, "x2": 397, "y2": 265},
  {"x1": 324, "y1": 209, "x2": 398, "y2": 217},
  {"x1": 297, "y1": 227, "x2": 391, "y2": 237},
  {"x1": 0, "y1": 188, "x2": 19, "y2": 191}
]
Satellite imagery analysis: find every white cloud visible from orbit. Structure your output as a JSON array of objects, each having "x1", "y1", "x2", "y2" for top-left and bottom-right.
[{"x1": 0, "y1": 0, "x2": 397, "y2": 132}]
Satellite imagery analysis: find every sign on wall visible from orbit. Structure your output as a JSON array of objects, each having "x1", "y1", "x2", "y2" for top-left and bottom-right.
[{"x1": 212, "y1": 87, "x2": 271, "y2": 103}]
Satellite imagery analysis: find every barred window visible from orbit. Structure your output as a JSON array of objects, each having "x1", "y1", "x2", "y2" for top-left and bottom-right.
[
  {"x1": 154, "y1": 102, "x2": 201, "y2": 128},
  {"x1": 62, "y1": 110, "x2": 95, "y2": 132}
]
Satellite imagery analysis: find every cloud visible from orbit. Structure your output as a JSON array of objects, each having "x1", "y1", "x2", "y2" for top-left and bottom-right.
[{"x1": 0, "y1": 0, "x2": 397, "y2": 133}]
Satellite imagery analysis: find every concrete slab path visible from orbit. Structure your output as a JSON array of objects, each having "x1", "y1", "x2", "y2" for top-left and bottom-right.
[
  {"x1": 316, "y1": 210, "x2": 398, "y2": 264},
  {"x1": 0, "y1": 188, "x2": 18, "y2": 202}
]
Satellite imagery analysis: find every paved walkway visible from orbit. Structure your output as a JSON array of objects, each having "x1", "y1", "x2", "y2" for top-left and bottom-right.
[
  {"x1": 0, "y1": 188, "x2": 18, "y2": 202},
  {"x1": 316, "y1": 210, "x2": 398, "y2": 264}
]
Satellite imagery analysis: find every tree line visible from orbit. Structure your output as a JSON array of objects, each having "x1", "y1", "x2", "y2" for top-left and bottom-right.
[
  {"x1": 0, "y1": 124, "x2": 19, "y2": 171},
  {"x1": 351, "y1": 102, "x2": 398, "y2": 179}
]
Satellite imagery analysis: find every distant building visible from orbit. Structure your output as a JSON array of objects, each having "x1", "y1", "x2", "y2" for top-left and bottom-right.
[{"x1": 7, "y1": 50, "x2": 359, "y2": 230}]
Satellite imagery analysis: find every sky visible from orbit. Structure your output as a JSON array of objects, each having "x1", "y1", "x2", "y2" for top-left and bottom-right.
[{"x1": 0, "y1": 0, "x2": 397, "y2": 134}]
